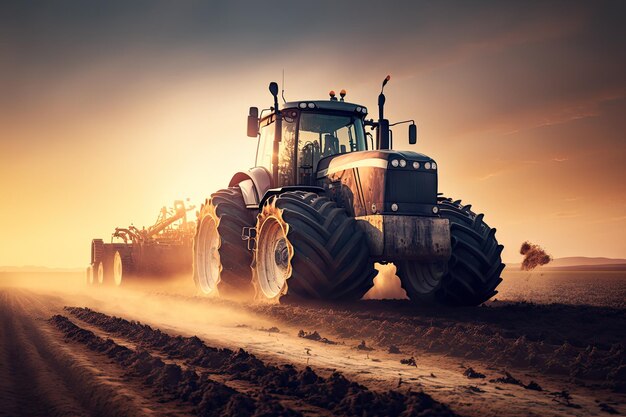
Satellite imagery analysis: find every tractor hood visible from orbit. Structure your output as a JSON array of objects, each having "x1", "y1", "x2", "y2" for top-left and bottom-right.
[{"x1": 316, "y1": 150, "x2": 434, "y2": 179}]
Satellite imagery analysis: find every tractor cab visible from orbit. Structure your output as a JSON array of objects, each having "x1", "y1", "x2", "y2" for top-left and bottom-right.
[{"x1": 252, "y1": 98, "x2": 369, "y2": 187}]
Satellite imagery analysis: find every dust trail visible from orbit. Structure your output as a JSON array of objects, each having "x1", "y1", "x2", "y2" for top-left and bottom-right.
[{"x1": 519, "y1": 241, "x2": 552, "y2": 271}]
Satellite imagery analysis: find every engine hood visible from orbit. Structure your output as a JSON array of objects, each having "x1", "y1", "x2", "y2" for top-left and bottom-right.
[{"x1": 316, "y1": 150, "x2": 433, "y2": 178}]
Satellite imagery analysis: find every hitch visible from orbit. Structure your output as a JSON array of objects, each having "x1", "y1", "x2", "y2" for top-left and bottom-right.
[{"x1": 241, "y1": 227, "x2": 257, "y2": 251}]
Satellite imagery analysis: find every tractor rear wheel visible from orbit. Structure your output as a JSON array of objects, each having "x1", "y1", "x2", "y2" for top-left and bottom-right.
[
  {"x1": 253, "y1": 191, "x2": 377, "y2": 302},
  {"x1": 193, "y1": 187, "x2": 256, "y2": 298},
  {"x1": 397, "y1": 197, "x2": 504, "y2": 306}
]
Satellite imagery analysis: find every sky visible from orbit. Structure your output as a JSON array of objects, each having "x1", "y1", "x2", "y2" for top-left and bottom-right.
[{"x1": 0, "y1": 1, "x2": 625, "y2": 267}]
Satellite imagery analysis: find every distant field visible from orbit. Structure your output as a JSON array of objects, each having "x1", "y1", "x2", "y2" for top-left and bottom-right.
[
  {"x1": 498, "y1": 269, "x2": 626, "y2": 308},
  {"x1": 2, "y1": 269, "x2": 625, "y2": 309}
]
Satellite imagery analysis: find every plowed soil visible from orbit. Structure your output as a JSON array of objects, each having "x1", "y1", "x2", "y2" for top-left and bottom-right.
[{"x1": 0, "y1": 275, "x2": 624, "y2": 417}]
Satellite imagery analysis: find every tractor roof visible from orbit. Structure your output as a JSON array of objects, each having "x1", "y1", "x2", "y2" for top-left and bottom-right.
[{"x1": 281, "y1": 100, "x2": 368, "y2": 116}]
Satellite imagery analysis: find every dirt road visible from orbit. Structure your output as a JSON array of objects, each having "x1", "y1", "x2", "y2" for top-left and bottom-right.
[{"x1": 0, "y1": 279, "x2": 623, "y2": 416}]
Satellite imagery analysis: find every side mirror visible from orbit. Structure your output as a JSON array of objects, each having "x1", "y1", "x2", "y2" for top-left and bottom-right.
[
  {"x1": 408, "y1": 124, "x2": 417, "y2": 145},
  {"x1": 269, "y1": 82, "x2": 279, "y2": 97},
  {"x1": 247, "y1": 107, "x2": 259, "y2": 138}
]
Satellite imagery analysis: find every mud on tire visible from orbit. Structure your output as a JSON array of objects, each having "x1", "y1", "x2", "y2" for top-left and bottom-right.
[
  {"x1": 253, "y1": 191, "x2": 377, "y2": 301},
  {"x1": 193, "y1": 187, "x2": 256, "y2": 298},
  {"x1": 397, "y1": 197, "x2": 504, "y2": 306}
]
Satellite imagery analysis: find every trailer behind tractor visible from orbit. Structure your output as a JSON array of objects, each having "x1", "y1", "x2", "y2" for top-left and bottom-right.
[{"x1": 87, "y1": 200, "x2": 195, "y2": 286}]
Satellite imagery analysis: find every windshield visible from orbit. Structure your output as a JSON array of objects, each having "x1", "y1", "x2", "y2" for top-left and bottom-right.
[
  {"x1": 297, "y1": 113, "x2": 366, "y2": 184},
  {"x1": 298, "y1": 112, "x2": 366, "y2": 155}
]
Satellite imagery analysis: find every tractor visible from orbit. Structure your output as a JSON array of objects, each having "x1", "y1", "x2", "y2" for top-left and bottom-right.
[
  {"x1": 87, "y1": 200, "x2": 195, "y2": 287},
  {"x1": 193, "y1": 77, "x2": 504, "y2": 305}
]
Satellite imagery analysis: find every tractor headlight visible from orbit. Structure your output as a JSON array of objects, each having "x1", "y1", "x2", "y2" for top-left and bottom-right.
[
  {"x1": 399, "y1": 159, "x2": 407, "y2": 167},
  {"x1": 432, "y1": 206, "x2": 439, "y2": 214},
  {"x1": 307, "y1": 102, "x2": 315, "y2": 109},
  {"x1": 391, "y1": 159, "x2": 399, "y2": 167},
  {"x1": 356, "y1": 106, "x2": 362, "y2": 112},
  {"x1": 299, "y1": 102, "x2": 307, "y2": 109},
  {"x1": 391, "y1": 203, "x2": 399, "y2": 212},
  {"x1": 425, "y1": 162, "x2": 431, "y2": 169},
  {"x1": 361, "y1": 107, "x2": 367, "y2": 113},
  {"x1": 431, "y1": 162, "x2": 437, "y2": 170},
  {"x1": 412, "y1": 161, "x2": 420, "y2": 169}
]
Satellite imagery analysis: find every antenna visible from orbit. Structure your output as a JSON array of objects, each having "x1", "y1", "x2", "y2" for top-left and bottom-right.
[{"x1": 281, "y1": 69, "x2": 286, "y2": 103}]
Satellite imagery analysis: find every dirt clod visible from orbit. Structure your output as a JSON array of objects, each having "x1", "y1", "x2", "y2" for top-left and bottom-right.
[
  {"x1": 490, "y1": 371, "x2": 523, "y2": 386},
  {"x1": 520, "y1": 241, "x2": 552, "y2": 271},
  {"x1": 464, "y1": 368, "x2": 486, "y2": 379},
  {"x1": 297, "y1": 330, "x2": 337, "y2": 344},
  {"x1": 356, "y1": 340, "x2": 373, "y2": 351},
  {"x1": 400, "y1": 357, "x2": 417, "y2": 367}
]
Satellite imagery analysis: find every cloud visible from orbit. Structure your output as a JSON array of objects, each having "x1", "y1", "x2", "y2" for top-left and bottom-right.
[{"x1": 552, "y1": 157, "x2": 568, "y2": 162}]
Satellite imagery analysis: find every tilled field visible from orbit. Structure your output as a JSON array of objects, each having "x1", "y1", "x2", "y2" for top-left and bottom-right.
[
  {"x1": 0, "y1": 288, "x2": 453, "y2": 417},
  {"x1": 251, "y1": 299, "x2": 626, "y2": 392},
  {"x1": 0, "y1": 283, "x2": 624, "y2": 417}
]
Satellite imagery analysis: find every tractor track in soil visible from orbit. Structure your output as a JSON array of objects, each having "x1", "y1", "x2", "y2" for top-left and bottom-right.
[
  {"x1": 1, "y1": 284, "x2": 624, "y2": 417},
  {"x1": 62, "y1": 306, "x2": 456, "y2": 417}
]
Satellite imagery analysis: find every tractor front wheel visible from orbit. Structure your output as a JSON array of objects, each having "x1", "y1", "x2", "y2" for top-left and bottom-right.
[{"x1": 253, "y1": 191, "x2": 377, "y2": 302}]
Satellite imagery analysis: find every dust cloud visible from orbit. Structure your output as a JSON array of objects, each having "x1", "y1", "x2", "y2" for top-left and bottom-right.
[
  {"x1": 519, "y1": 241, "x2": 552, "y2": 271},
  {"x1": 0, "y1": 270, "x2": 274, "y2": 338},
  {"x1": 362, "y1": 263, "x2": 409, "y2": 300}
]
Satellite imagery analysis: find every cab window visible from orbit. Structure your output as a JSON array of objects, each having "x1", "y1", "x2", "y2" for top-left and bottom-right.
[{"x1": 297, "y1": 113, "x2": 366, "y2": 184}]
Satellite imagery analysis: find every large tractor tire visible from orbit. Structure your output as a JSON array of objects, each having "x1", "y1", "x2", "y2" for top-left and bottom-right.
[
  {"x1": 113, "y1": 247, "x2": 135, "y2": 286},
  {"x1": 397, "y1": 197, "x2": 504, "y2": 306},
  {"x1": 253, "y1": 191, "x2": 377, "y2": 302},
  {"x1": 193, "y1": 187, "x2": 256, "y2": 298}
]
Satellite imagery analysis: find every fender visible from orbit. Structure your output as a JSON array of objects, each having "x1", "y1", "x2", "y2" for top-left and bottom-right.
[
  {"x1": 228, "y1": 167, "x2": 272, "y2": 209},
  {"x1": 259, "y1": 186, "x2": 325, "y2": 208}
]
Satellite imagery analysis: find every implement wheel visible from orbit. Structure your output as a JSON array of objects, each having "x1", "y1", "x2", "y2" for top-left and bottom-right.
[
  {"x1": 397, "y1": 197, "x2": 504, "y2": 306},
  {"x1": 113, "y1": 248, "x2": 134, "y2": 286},
  {"x1": 253, "y1": 191, "x2": 377, "y2": 302},
  {"x1": 193, "y1": 187, "x2": 256, "y2": 298}
]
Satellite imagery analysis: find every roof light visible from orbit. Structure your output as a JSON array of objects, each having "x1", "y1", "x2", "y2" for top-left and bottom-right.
[
  {"x1": 399, "y1": 159, "x2": 407, "y2": 168},
  {"x1": 391, "y1": 159, "x2": 399, "y2": 167},
  {"x1": 425, "y1": 162, "x2": 431, "y2": 169},
  {"x1": 298, "y1": 102, "x2": 307, "y2": 109},
  {"x1": 340, "y1": 89, "x2": 346, "y2": 101},
  {"x1": 412, "y1": 161, "x2": 420, "y2": 169},
  {"x1": 356, "y1": 106, "x2": 362, "y2": 112},
  {"x1": 307, "y1": 102, "x2": 315, "y2": 109}
]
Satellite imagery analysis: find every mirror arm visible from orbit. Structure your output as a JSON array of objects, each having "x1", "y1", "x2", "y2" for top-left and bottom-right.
[{"x1": 389, "y1": 119, "x2": 415, "y2": 127}]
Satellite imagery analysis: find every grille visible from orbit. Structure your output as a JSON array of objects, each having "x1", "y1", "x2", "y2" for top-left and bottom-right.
[{"x1": 386, "y1": 170, "x2": 437, "y2": 205}]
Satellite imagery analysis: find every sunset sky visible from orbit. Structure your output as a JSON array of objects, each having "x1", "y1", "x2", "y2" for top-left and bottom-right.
[{"x1": 1, "y1": 1, "x2": 624, "y2": 268}]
